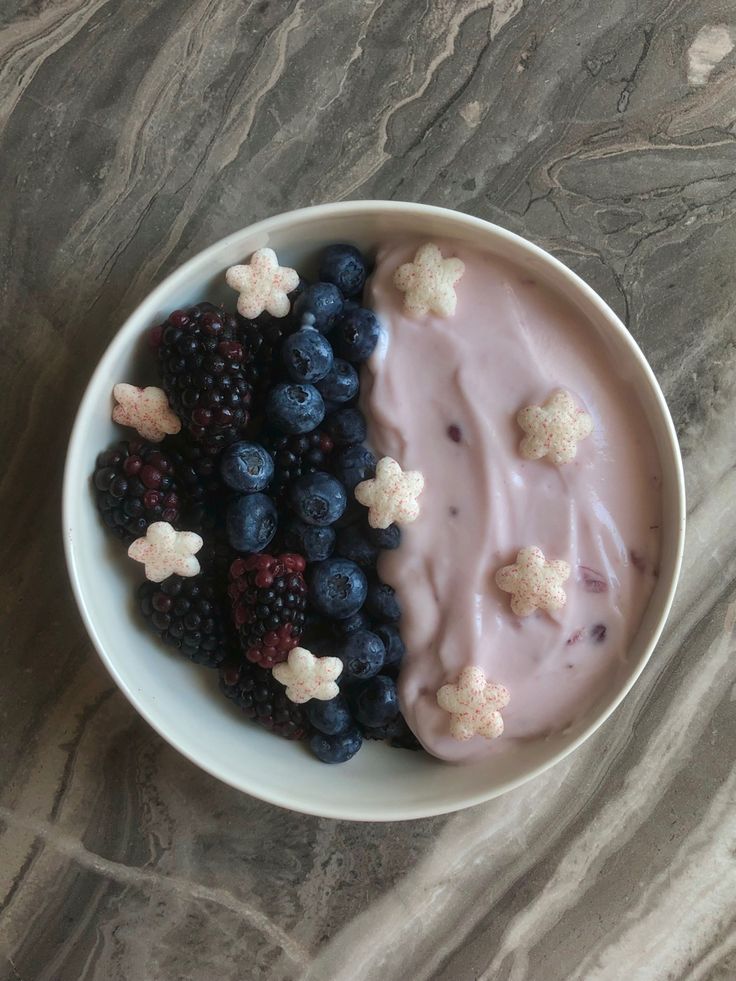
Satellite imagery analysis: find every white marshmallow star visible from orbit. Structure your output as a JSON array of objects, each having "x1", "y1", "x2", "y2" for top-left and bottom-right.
[
  {"x1": 112, "y1": 383, "x2": 181, "y2": 442},
  {"x1": 437, "y1": 666, "x2": 510, "y2": 741},
  {"x1": 272, "y1": 647, "x2": 343, "y2": 704},
  {"x1": 517, "y1": 389, "x2": 593, "y2": 465},
  {"x1": 393, "y1": 242, "x2": 465, "y2": 317},
  {"x1": 355, "y1": 456, "x2": 424, "y2": 529},
  {"x1": 128, "y1": 522, "x2": 203, "y2": 583},
  {"x1": 495, "y1": 546, "x2": 570, "y2": 617},
  {"x1": 225, "y1": 247, "x2": 300, "y2": 319}
]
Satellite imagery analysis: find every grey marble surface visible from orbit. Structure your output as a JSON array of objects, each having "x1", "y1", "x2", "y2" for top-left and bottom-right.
[{"x1": 2, "y1": 0, "x2": 736, "y2": 978}]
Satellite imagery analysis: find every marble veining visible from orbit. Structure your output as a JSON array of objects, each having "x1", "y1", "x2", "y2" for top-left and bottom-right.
[{"x1": 2, "y1": 0, "x2": 736, "y2": 978}]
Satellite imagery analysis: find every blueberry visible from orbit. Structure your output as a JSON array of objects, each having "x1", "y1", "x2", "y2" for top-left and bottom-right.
[
  {"x1": 332, "y1": 308, "x2": 381, "y2": 362},
  {"x1": 591, "y1": 623, "x2": 607, "y2": 643},
  {"x1": 283, "y1": 519, "x2": 335, "y2": 562},
  {"x1": 335, "y1": 524, "x2": 379, "y2": 568},
  {"x1": 309, "y1": 558, "x2": 368, "y2": 619},
  {"x1": 301, "y1": 617, "x2": 336, "y2": 652},
  {"x1": 363, "y1": 715, "x2": 420, "y2": 750},
  {"x1": 315, "y1": 359, "x2": 359, "y2": 404},
  {"x1": 353, "y1": 676, "x2": 399, "y2": 727},
  {"x1": 290, "y1": 472, "x2": 347, "y2": 526},
  {"x1": 309, "y1": 726, "x2": 363, "y2": 763},
  {"x1": 374, "y1": 624, "x2": 405, "y2": 667},
  {"x1": 365, "y1": 579, "x2": 401, "y2": 622},
  {"x1": 219, "y1": 441, "x2": 274, "y2": 493},
  {"x1": 333, "y1": 445, "x2": 376, "y2": 491},
  {"x1": 334, "y1": 610, "x2": 371, "y2": 636},
  {"x1": 332, "y1": 498, "x2": 364, "y2": 529},
  {"x1": 340, "y1": 629, "x2": 385, "y2": 680},
  {"x1": 365, "y1": 522, "x2": 401, "y2": 550},
  {"x1": 265, "y1": 383, "x2": 325, "y2": 434},
  {"x1": 293, "y1": 282, "x2": 344, "y2": 333},
  {"x1": 282, "y1": 326, "x2": 334, "y2": 383},
  {"x1": 324, "y1": 407, "x2": 367, "y2": 446},
  {"x1": 289, "y1": 277, "x2": 308, "y2": 302},
  {"x1": 318, "y1": 244, "x2": 367, "y2": 299},
  {"x1": 307, "y1": 694, "x2": 353, "y2": 735},
  {"x1": 226, "y1": 493, "x2": 277, "y2": 553}
]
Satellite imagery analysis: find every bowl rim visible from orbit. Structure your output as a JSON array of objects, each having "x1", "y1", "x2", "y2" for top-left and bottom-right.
[{"x1": 63, "y1": 200, "x2": 686, "y2": 821}]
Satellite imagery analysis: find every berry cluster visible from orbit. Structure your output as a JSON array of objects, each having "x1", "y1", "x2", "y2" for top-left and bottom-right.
[{"x1": 92, "y1": 243, "x2": 418, "y2": 763}]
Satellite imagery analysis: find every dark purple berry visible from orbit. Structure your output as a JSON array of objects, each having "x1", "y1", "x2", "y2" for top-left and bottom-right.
[
  {"x1": 323, "y1": 407, "x2": 367, "y2": 446},
  {"x1": 315, "y1": 359, "x2": 359, "y2": 404},
  {"x1": 93, "y1": 440, "x2": 181, "y2": 544},
  {"x1": 331, "y1": 308, "x2": 380, "y2": 362},
  {"x1": 156, "y1": 303, "x2": 253, "y2": 452},
  {"x1": 335, "y1": 524, "x2": 379, "y2": 568},
  {"x1": 340, "y1": 629, "x2": 385, "y2": 680},
  {"x1": 591, "y1": 623, "x2": 607, "y2": 643},
  {"x1": 263, "y1": 430, "x2": 334, "y2": 502},
  {"x1": 219, "y1": 658, "x2": 309, "y2": 740},
  {"x1": 293, "y1": 282, "x2": 344, "y2": 333},
  {"x1": 365, "y1": 579, "x2": 401, "y2": 622},
  {"x1": 364, "y1": 522, "x2": 401, "y2": 550},
  {"x1": 332, "y1": 445, "x2": 376, "y2": 491},
  {"x1": 309, "y1": 558, "x2": 368, "y2": 619},
  {"x1": 138, "y1": 573, "x2": 231, "y2": 667},
  {"x1": 307, "y1": 695, "x2": 353, "y2": 735},
  {"x1": 290, "y1": 472, "x2": 347, "y2": 526},
  {"x1": 228, "y1": 553, "x2": 308, "y2": 668},
  {"x1": 309, "y1": 727, "x2": 362, "y2": 763},
  {"x1": 352, "y1": 676, "x2": 399, "y2": 727},
  {"x1": 266, "y1": 382, "x2": 325, "y2": 435},
  {"x1": 318, "y1": 244, "x2": 367, "y2": 299}
]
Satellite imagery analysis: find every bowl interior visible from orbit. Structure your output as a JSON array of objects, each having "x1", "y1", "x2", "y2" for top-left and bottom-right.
[{"x1": 64, "y1": 203, "x2": 685, "y2": 820}]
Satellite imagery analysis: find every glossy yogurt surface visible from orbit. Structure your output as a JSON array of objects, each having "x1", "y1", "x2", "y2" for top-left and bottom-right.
[{"x1": 364, "y1": 240, "x2": 662, "y2": 763}]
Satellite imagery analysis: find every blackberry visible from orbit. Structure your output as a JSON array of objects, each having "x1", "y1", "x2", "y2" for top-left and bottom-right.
[
  {"x1": 186, "y1": 509, "x2": 233, "y2": 589},
  {"x1": 228, "y1": 553, "x2": 308, "y2": 668},
  {"x1": 156, "y1": 303, "x2": 253, "y2": 453},
  {"x1": 163, "y1": 433, "x2": 229, "y2": 575},
  {"x1": 238, "y1": 314, "x2": 295, "y2": 398},
  {"x1": 264, "y1": 430, "x2": 334, "y2": 501},
  {"x1": 165, "y1": 432, "x2": 221, "y2": 503},
  {"x1": 93, "y1": 440, "x2": 181, "y2": 543},
  {"x1": 219, "y1": 658, "x2": 309, "y2": 740},
  {"x1": 138, "y1": 573, "x2": 231, "y2": 667}
]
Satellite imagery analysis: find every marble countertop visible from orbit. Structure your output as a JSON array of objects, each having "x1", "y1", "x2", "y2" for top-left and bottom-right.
[{"x1": 2, "y1": 1, "x2": 735, "y2": 978}]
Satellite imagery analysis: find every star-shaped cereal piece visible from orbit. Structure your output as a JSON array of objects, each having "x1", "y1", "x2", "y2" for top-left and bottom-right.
[
  {"x1": 495, "y1": 546, "x2": 570, "y2": 617},
  {"x1": 225, "y1": 247, "x2": 300, "y2": 319},
  {"x1": 272, "y1": 647, "x2": 343, "y2": 704},
  {"x1": 128, "y1": 522, "x2": 203, "y2": 583},
  {"x1": 517, "y1": 389, "x2": 593, "y2": 466},
  {"x1": 355, "y1": 456, "x2": 424, "y2": 529},
  {"x1": 437, "y1": 666, "x2": 510, "y2": 741},
  {"x1": 111, "y1": 383, "x2": 181, "y2": 442},
  {"x1": 393, "y1": 242, "x2": 465, "y2": 317}
]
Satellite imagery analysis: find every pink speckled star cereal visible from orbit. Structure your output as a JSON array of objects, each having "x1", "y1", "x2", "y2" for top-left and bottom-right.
[
  {"x1": 393, "y1": 242, "x2": 465, "y2": 317},
  {"x1": 225, "y1": 247, "x2": 300, "y2": 319},
  {"x1": 437, "y1": 666, "x2": 510, "y2": 741},
  {"x1": 128, "y1": 522, "x2": 203, "y2": 583},
  {"x1": 495, "y1": 546, "x2": 570, "y2": 617},
  {"x1": 517, "y1": 389, "x2": 593, "y2": 465},
  {"x1": 112, "y1": 384, "x2": 181, "y2": 442},
  {"x1": 272, "y1": 647, "x2": 343, "y2": 704},
  {"x1": 355, "y1": 456, "x2": 424, "y2": 529}
]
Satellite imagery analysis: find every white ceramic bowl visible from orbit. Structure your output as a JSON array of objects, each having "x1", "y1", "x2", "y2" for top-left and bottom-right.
[{"x1": 63, "y1": 201, "x2": 685, "y2": 821}]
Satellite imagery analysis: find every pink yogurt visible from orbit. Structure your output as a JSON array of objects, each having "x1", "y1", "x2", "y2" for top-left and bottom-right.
[{"x1": 363, "y1": 240, "x2": 662, "y2": 763}]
